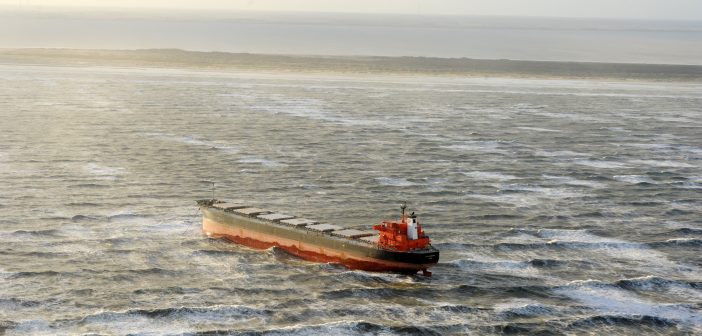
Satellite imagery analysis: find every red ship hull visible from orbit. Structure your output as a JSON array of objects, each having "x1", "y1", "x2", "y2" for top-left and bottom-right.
[{"x1": 203, "y1": 217, "x2": 436, "y2": 273}]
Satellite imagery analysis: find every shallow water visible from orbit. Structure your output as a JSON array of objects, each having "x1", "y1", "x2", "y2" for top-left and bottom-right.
[{"x1": 0, "y1": 64, "x2": 701, "y2": 335}]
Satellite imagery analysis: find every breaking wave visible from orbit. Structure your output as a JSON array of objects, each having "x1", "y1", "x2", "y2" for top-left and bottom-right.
[{"x1": 553, "y1": 280, "x2": 702, "y2": 328}]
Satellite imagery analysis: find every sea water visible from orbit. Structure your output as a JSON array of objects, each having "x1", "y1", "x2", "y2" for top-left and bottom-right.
[{"x1": 0, "y1": 64, "x2": 700, "y2": 334}]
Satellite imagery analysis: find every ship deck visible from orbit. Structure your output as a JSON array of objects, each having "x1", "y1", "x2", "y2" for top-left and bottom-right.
[{"x1": 196, "y1": 199, "x2": 438, "y2": 255}]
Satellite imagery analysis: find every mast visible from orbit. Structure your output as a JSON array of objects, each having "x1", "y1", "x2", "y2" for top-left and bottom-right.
[{"x1": 401, "y1": 202, "x2": 407, "y2": 222}]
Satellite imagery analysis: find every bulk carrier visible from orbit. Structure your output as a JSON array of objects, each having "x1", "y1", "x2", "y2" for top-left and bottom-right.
[{"x1": 196, "y1": 200, "x2": 440, "y2": 275}]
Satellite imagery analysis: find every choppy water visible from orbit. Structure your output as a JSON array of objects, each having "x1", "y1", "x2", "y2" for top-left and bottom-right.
[{"x1": 0, "y1": 63, "x2": 701, "y2": 335}]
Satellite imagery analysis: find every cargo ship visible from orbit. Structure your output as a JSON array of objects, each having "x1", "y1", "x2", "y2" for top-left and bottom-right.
[{"x1": 196, "y1": 200, "x2": 440, "y2": 275}]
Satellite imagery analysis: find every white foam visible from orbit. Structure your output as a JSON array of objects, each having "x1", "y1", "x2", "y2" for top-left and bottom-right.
[
  {"x1": 500, "y1": 184, "x2": 585, "y2": 198},
  {"x1": 533, "y1": 111, "x2": 607, "y2": 122},
  {"x1": 613, "y1": 175, "x2": 657, "y2": 184},
  {"x1": 105, "y1": 210, "x2": 152, "y2": 224},
  {"x1": 678, "y1": 182, "x2": 702, "y2": 190},
  {"x1": 469, "y1": 193, "x2": 541, "y2": 207},
  {"x1": 237, "y1": 156, "x2": 283, "y2": 167},
  {"x1": 151, "y1": 133, "x2": 239, "y2": 154},
  {"x1": 628, "y1": 159, "x2": 695, "y2": 168},
  {"x1": 493, "y1": 299, "x2": 555, "y2": 316},
  {"x1": 451, "y1": 257, "x2": 529, "y2": 272},
  {"x1": 527, "y1": 229, "x2": 698, "y2": 277},
  {"x1": 625, "y1": 275, "x2": 702, "y2": 301},
  {"x1": 70, "y1": 305, "x2": 269, "y2": 335},
  {"x1": 413, "y1": 133, "x2": 447, "y2": 142},
  {"x1": 374, "y1": 177, "x2": 416, "y2": 187},
  {"x1": 665, "y1": 238, "x2": 701, "y2": 244},
  {"x1": 555, "y1": 281, "x2": 702, "y2": 327},
  {"x1": 258, "y1": 320, "x2": 382, "y2": 336},
  {"x1": 443, "y1": 141, "x2": 508, "y2": 154},
  {"x1": 542, "y1": 175, "x2": 607, "y2": 189},
  {"x1": 535, "y1": 230, "x2": 646, "y2": 251},
  {"x1": 0, "y1": 267, "x2": 13, "y2": 279},
  {"x1": 470, "y1": 186, "x2": 584, "y2": 207},
  {"x1": 661, "y1": 220, "x2": 701, "y2": 230},
  {"x1": 679, "y1": 145, "x2": 702, "y2": 157},
  {"x1": 573, "y1": 159, "x2": 630, "y2": 169},
  {"x1": 501, "y1": 230, "x2": 548, "y2": 244},
  {"x1": 510, "y1": 103, "x2": 548, "y2": 111},
  {"x1": 533, "y1": 150, "x2": 589, "y2": 158},
  {"x1": 626, "y1": 143, "x2": 673, "y2": 150},
  {"x1": 606, "y1": 127, "x2": 630, "y2": 132},
  {"x1": 622, "y1": 275, "x2": 702, "y2": 301},
  {"x1": 516, "y1": 126, "x2": 561, "y2": 133},
  {"x1": 6, "y1": 320, "x2": 56, "y2": 336},
  {"x1": 83, "y1": 163, "x2": 126, "y2": 180},
  {"x1": 523, "y1": 228, "x2": 615, "y2": 247},
  {"x1": 249, "y1": 94, "x2": 381, "y2": 127},
  {"x1": 449, "y1": 254, "x2": 554, "y2": 280},
  {"x1": 425, "y1": 177, "x2": 449, "y2": 192},
  {"x1": 462, "y1": 171, "x2": 517, "y2": 181},
  {"x1": 654, "y1": 116, "x2": 695, "y2": 123}
]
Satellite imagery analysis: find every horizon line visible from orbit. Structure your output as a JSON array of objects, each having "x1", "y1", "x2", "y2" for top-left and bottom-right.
[{"x1": 3, "y1": 4, "x2": 702, "y2": 22}]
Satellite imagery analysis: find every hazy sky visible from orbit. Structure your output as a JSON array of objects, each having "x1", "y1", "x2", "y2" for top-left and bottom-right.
[{"x1": 3, "y1": 0, "x2": 702, "y2": 20}]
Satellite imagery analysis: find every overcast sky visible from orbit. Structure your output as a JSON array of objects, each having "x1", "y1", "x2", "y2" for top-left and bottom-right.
[{"x1": 3, "y1": 0, "x2": 702, "y2": 20}]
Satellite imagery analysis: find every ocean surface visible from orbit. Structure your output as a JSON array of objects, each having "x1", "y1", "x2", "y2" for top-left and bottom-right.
[{"x1": 0, "y1": 63, "x2": 701, "y2": 335}]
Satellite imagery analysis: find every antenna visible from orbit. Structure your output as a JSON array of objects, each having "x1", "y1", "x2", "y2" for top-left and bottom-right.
[
  {"x1": 401, "y1": 202, "x2": 407, "y2": 216},
  {"x1": 211, "y1": 182, "x2": 215, "y2": 200}
]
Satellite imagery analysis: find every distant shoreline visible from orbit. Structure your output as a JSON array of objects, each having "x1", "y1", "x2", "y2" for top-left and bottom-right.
[{"x1": 2, "y1": 48, "x2": 701, "y2": 81}]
